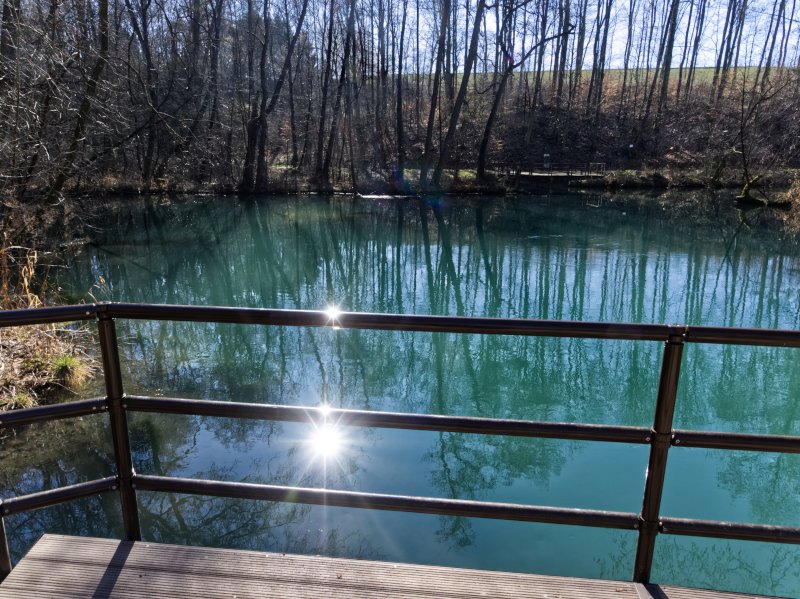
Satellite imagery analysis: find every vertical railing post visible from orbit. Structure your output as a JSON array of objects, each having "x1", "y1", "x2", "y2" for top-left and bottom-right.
[
  {"x1": 0, "y1": 511, "x2": 12, "y2": 582},
  {"x1": 633, "y1": 331, "x2": 685, "y2": 583},
  {"x1": 97, "y1": 311, "x2": 141, "y2": 541}
]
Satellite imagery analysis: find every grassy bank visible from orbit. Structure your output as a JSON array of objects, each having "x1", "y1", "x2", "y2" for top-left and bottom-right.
[{"x1": 0, "y1": 243, "x2": 95, "y2": 411}]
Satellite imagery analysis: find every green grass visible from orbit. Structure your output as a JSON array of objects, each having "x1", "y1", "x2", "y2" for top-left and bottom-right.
[
  {"x1": 52, "y1": 354, "x2": 88, "y2": 388},
  {"x1": 0, "y1": 392, "x2": 35, "y2": 410}
]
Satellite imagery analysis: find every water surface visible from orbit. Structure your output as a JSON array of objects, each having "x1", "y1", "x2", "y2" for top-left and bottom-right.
[{"x1": 3, "y1": 195, "x2": 800, "y2": 596}]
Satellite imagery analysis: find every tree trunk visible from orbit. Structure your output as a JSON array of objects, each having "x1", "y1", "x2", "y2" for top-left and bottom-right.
[
  {"x1": 531, "y1": 7, "x2": 548, "y2": 108},
  {"x1": 321, "y1": 0, "x2": 356, "y2": 184},
  {"x1": 0, "y1": 0, "x2": 20, "y2": 84},
  {"x1": 554, "y1": 0, "x2": 570, "y2": 108},
  {"x1": 477, "y1": 68, "x2": 512, "y2": 180},
  {"x1": 243, "y1": 0, "x2": 309, "y2": 192},
  {"x1": 47, "y1": 0, "x2": 109, "y2": 198},
  {"x1": 617, "y1": 0, "x2": 637, "y2": 119},
  {"x1": 655, "y1": 0, "x2": 681, "y2": 124},
  {"x1": 430, "y1": 0, "x2": 487, "y2": 189},
  {"x1": 396, "y1": 0, "x2": 408, "y2": 180},
  {"x1": 314, "y1": 0, "x2": 336, "y2": 182},
  {"x1": 420, "y1": 0, "x2": 450, "y2": 188},
  {"x1": 683, "y1": 0, "x2": 707, "y2": 101}
]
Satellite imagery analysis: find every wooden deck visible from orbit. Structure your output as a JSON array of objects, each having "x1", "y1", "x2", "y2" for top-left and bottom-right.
[{"x1": 0, "y1": 534, "x2": 776, "y2": 599}]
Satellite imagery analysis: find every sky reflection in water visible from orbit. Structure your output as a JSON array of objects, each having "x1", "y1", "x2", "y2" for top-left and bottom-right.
[{"x1": 3, "y1": 195, "x2": 800, "y2": 597}]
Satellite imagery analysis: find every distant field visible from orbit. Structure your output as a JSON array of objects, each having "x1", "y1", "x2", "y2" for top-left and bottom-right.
[
  {"x1": 504, "y1": 66, "x2": 758, "y2": 84},
  {"x1": 403, "y1": 66, "x2": 774, "y2": 86}
]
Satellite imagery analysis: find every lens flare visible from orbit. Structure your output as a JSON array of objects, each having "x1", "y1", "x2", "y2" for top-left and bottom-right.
[
  {"x1": 310, "y1": 423, "x2": 342, "y2": 457},
  {"x1": 324, "y1": 305, "x2": 341, "y2": 328}
]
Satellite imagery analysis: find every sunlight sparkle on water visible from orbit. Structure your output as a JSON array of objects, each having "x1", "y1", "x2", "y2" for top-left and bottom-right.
[{"x1": 309, "y1": 423, "x2": 342, "y2": 458}]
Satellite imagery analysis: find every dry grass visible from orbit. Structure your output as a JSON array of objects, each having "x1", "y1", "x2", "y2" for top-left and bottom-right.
[
  {"x1": 782, "y1": 178, "x2": 800, "y2": 202},
  {"x1": 0, "y1": 240, "x2": 96, "y2": 410},
  {"x1": 780, "y1": 179, "x2": 800, "y2": 234},
  {"x1": 0, "y1": 328, "x2": 95, "y2": 409}
]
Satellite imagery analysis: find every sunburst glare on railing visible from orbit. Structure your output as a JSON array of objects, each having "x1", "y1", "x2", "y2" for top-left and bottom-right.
[
  {"x1": 309, "y1": 423, "x2": 342, "y2": 458},
  {"x1": 306, "y1": 403, "x2": 345, "y2": 466},
  {"x1": 324, "y1": 304, "x2": 341, "y2": 329}
]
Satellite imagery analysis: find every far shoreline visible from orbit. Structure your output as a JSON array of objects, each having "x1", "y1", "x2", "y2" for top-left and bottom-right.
[{"x1": 4, "y1": 166, "x2": 797, "y2": 201}]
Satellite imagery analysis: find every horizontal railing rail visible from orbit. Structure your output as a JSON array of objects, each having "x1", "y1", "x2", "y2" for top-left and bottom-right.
[
  {"x1": 493, "y1": 161, "x2": 608, "y2": 177},
  {"x1": 122, "y1": 396, "x2": 654, "y2": 444},
  {"x1": 5, "y1": 302, "x2": 800, "y2": 345},
  {"x1": 133, "y1": 474, "x2": 640, "y2": 530},
  {"x1": 0, "y1": 398, "x2": 108, "y2": 428},
  {"x1": 1, "y1": 302, "x2": 799, "y2": 588},
  {"x1": 0, "y1": 478, "x2": 118, "y2": 517}
]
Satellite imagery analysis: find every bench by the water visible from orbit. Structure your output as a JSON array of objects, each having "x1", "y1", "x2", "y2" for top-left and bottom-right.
[{"x1": 0, "y1": 534, "x2": 772, "y2": 598}]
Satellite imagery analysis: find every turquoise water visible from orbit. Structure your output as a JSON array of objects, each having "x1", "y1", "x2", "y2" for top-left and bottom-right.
[{"x1": 3, "y1": 195, "x2": 800, "y2": 596}]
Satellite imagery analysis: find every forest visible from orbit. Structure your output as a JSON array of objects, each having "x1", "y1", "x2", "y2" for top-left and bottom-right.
[{"x1": 0, "y1": 0, "x2": 798, "y2": 197}]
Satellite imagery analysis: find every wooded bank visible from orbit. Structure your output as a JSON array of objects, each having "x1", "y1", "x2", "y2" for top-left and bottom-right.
[{"x1": 0, "y1": 0, "x2": 798, "y2": 198}]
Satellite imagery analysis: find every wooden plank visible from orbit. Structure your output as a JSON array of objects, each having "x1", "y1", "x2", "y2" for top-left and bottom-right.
[{"x1": 0, "y1": 535, "x2": 778, "y2": 599}]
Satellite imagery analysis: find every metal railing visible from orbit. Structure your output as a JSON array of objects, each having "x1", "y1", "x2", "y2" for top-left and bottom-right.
[
  {"x1": 495, "y1": 161, "x2": 607, "y2": 177},
  {"x1": 1, "y1": 302, "x2": 800, "y2": 586}
]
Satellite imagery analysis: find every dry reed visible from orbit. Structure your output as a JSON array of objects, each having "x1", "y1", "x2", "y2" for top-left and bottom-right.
[{"x1": 0, "y1": 239, "x2": 95, "y2": 410}]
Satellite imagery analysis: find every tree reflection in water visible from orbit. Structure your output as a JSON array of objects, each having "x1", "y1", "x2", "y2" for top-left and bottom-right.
[
  {"x1": 1, "y1": 415, "x2": 120, "y2": 561},
  {"x1": 5, "y1": 194, "x2": 798, "y2": 595}
]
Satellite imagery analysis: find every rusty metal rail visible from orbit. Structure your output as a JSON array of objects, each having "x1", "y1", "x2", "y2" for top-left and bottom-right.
[{"x1": 1, "y1": 302, "x2": 800, "y2": 586}]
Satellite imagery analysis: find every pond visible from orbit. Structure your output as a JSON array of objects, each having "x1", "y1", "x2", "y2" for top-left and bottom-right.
[{"x1": 3, "y1": 194, "x2": 800, "y2": 596}]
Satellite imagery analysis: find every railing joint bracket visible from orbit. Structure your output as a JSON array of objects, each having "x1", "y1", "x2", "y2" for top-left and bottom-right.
[
  {"x1": 649, "y1": 431, "x2": 671, "y2": 446},
  {"x1": 637, "y1": 517, "x2": 659, "y2": 536},
  {"x1": 666, "y1": 325, "x2": 688, "y2": 344}
]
